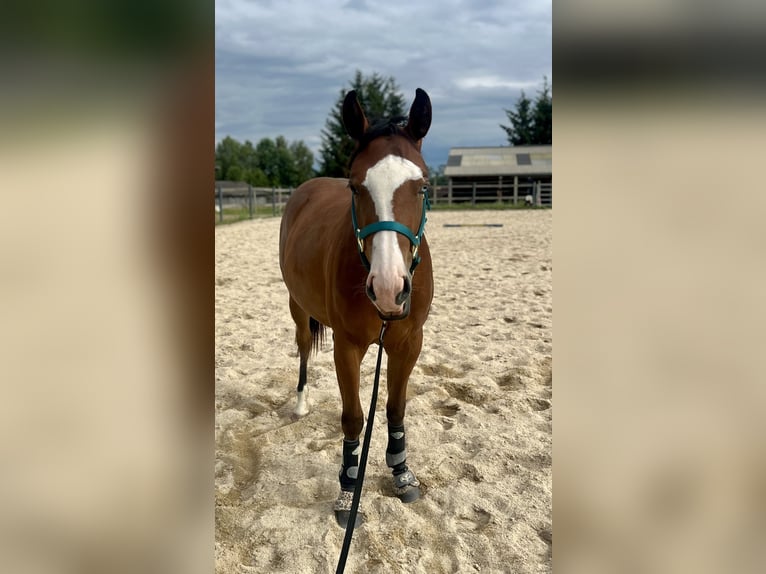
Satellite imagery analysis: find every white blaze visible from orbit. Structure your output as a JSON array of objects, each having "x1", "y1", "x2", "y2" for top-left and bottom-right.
[{"x1": 362, "y1": 155, "x2": 423, "y2": 311}]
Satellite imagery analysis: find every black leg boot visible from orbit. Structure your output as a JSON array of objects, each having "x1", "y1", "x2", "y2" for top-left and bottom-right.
[
  {"x1": 386, "y1": 424, "x2": 421, "y2": 503},
  {"x1": 334, "y1": 439, "x2": 363, "y2": 528}
]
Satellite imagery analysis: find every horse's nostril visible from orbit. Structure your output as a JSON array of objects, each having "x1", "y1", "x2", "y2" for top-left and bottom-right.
[
  {"x1": 366, "y1": 282, "x2": 376, "y2": 301},
  {"x1": 395, "y1": 276, "x2": 411, "y2": 305}
]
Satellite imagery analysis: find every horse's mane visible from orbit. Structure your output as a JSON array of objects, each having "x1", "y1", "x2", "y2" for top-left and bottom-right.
[{"x1": 348, "y1": 116, "x2": 415, "y2": 168}]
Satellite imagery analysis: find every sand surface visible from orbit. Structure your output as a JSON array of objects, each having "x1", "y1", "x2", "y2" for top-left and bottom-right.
[{"x1": 215, "y1": 209, "x2": 552, "y2": 573}]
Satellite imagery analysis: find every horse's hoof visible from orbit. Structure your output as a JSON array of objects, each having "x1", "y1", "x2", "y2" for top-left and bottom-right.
[
  {"x1": 396, "y1": 484, "x2": 421, "y2": 503},
  {"x1": 393, "y1": 469, "x2": 421, "y2": 503},
  {"x1": 334, "y1": 509, "x2": 364, "y2": 529},
  {"x1": 333, "y1": 490, "x2": 363, "y2": 529}
]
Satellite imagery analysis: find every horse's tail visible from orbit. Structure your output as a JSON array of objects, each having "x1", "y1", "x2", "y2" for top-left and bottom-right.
[{"x1": 309, "y1": 317, "x2": 325, "y2": 355}]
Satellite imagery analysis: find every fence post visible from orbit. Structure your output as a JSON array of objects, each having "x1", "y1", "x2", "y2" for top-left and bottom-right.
[
  {"x1": 536, "y1": 181, "x2": 542, "y2": 207},
  {"x1": 498, "y1": 175, "x2": 503, "y2": 204},
  {"x1": 217, "y1": 184, "x2": 224, "y2": 223},
  {"x1": 448, "y1": 178, "x2": 453, "y2": 205},
  {"x1": 272, "y1": 187, "x2": 276, "y2": 216},
  {"x1": 248, "y1": 184, "x2": 253, "y2": 219},
  {"x1": 471, "y1": 182, "x2": 477, "y2": 206},
  {"x1": 513, "y1": 176, "x2": 518, "y2": 206}
]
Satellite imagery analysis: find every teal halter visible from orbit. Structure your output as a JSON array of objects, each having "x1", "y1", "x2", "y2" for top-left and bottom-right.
[{"x1": 351, "y1": 186, "x2": 431, "y2": 275}]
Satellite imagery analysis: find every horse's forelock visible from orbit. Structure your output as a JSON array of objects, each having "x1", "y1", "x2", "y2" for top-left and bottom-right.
[{"x1": 348, "y1": 118, "x2": 416, "y2": 170}]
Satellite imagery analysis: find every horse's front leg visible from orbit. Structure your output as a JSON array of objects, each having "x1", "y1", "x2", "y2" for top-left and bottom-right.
[
  {"x1": 332, "y1": 335, "x2": 367, "y2": 528},
  {"x1": 385, "y1": 328, "x2": 423, "y2": 503}
]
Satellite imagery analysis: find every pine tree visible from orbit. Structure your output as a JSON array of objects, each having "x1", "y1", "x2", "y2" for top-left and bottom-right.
[
  {"x1": 500, "y1": 77, "x2": 552, "y2": 146},
  {"x1": 500, "y1": 91, "x2": 534, "y2": 146},
  {"x1": 531, "y1": 76, "x2": 552, "y2": 145}
]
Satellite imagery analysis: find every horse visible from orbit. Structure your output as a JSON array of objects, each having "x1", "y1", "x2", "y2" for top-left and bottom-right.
[{"x1": 279, "y1": 88, "x2": 434, "y2": 527}]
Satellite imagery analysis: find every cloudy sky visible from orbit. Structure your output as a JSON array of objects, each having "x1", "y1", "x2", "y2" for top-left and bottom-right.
[{"x1": 215, "y1": 0, "x2": 551, "y2": 169}]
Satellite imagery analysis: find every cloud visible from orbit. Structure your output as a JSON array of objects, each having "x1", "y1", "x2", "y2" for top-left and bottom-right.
[
  {"x1": 215, "y1": 0, "x2": 551, "y2": 168},
  {"x1": 454, "y1": 76, "x2": 542, "y2": 91}
]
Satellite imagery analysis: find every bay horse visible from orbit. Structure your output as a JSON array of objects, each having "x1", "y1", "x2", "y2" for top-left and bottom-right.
[{"x1": 279, "y1": 88, "x2": 434, "y2": 527}]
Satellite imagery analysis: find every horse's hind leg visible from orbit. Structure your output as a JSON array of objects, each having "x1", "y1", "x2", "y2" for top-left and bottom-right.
[
  {"x1": 385, "y1": 328, "x2": 423, "y2": 503},
  {"x1": 289, "y1": 296, "x2": 322, "y2": 416}
]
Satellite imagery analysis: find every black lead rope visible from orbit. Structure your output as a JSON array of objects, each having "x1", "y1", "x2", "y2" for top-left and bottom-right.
[{"x1": 335, "y1": 321, "x2": 388, "y2": 574}]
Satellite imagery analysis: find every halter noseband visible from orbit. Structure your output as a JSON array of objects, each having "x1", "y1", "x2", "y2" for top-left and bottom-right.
[{"x1": 351, "y1": 186, "x2": 430, "y2": 275}]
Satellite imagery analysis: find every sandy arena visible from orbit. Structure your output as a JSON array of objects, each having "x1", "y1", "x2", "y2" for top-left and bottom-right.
[{"x1": 215, "y1": 209, "x2": 552, "y2": 573}]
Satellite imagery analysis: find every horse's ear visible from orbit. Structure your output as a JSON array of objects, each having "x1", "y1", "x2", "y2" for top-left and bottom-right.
[
  {"x1": 406, "y1": 88, "x2": 432, "y2": 142},
  {"x1": 342, "y1": 90, "x2": 369, "y2": 141}
]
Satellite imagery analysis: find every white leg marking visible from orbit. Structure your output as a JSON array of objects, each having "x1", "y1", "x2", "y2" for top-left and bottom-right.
[{"x1": 294, "y1": 388, "x2": 309, "y2": 416}]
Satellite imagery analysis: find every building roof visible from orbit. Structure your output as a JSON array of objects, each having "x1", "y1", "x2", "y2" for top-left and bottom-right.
[{"x1": 444, "y1": 145, "x2": 552, "y2": 177}]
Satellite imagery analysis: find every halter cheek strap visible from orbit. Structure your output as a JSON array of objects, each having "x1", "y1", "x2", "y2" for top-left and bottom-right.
[{"x1": 351, "y1": 188, "x2": 430, "y2": 275}]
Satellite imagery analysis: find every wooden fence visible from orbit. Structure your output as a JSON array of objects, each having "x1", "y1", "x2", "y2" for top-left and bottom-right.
[
  {"x1": 216, "y1": 179, "x2": 552, "y2": 223},
  {"x1": 215, "y1": 184, "x2": 293, "y2": 223},
  {"x1": 437, "y1": 180, "x2": 552, "y2": 206}
]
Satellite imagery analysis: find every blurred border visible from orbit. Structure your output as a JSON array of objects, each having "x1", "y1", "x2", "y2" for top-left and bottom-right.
[
  {"x1": 0, "y1": 2, "x2": 214, "y2": 573},
  {"x1": 555, "y1": 2, "x2": 766, "y2": 573}
]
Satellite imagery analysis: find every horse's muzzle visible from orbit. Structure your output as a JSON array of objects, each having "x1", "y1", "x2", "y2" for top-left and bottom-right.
[
  {"x1": 377, "y1": 298, "x2": 410, "y2": 321},
  {"x1": 367, "y1": 275, "x2": 411, "y2": 321}
]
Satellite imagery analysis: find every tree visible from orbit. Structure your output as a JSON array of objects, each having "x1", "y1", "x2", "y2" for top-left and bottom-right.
[
  {"x1": 238, "y1": 140, "x2": 258, "y2": 173},
  {"x1": 244, "y1": 167, "x2": 269, "y2": 187},
  {"x1": 501, "y1": 76, "x2": 552, "y2": 146},
  {"x1": 254, "y1": 138, "x2": 278, "y2": 185},
  {"x1": 318, "y1": 70, "x2": 407, "y2": 177},
  {"x1": 428, "y1": 164, "x2": 447, "y2": 186},
  {"x1": 215, "y1": 136, "x2": 242, "y2": 180},
  {"x1": 531, "y1": 76, "x2": 552, "y2": 145},
  {"x1": 225, "y1": 164, "x2": 243, "y2": 182},
  {"x1": 215, "y1": 135, "x2": 315, "y2": 187},
  {"x1": 274, "y1": 136, "x2": 299, "y2": 187},
  {"x1": 501, "y1": 91, "x2": 534, "y2": 146},
  {"x1": 234, "y1": 139, "x2": 269, "y2": 185},
  {"x1": 290, "y1": 141, "x2": 315, "y2": 186}
]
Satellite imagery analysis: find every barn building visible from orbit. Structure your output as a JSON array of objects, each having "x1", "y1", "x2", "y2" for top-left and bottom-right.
[{"x1": 442, "y1": 145, "x2": 552, "y2": 206}]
